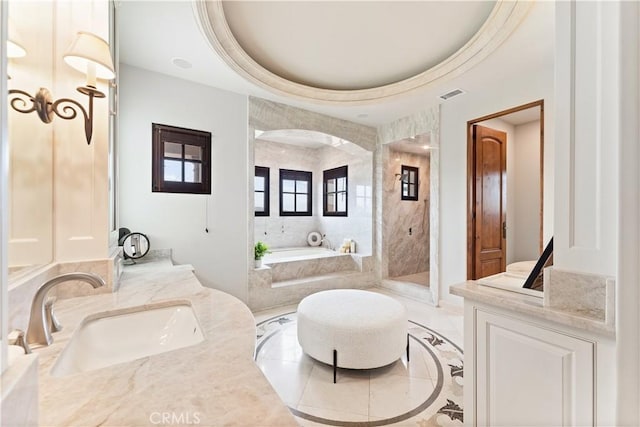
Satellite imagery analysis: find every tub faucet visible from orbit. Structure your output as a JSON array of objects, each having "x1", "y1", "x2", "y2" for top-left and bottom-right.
[
  {"x1": 322, "y1": 235, "x2": 333, "y2": 251},
  {"x1": 26, "y1": 273, "x2": 106, "y2": 346}
]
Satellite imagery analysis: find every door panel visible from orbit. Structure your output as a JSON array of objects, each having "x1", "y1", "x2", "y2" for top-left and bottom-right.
[
  {"x1": 475, "y1": 309, "x2": 594, "y2": 426},
  {"x1": 473, "y1": 125, "x2": 507, "y2": 279}
]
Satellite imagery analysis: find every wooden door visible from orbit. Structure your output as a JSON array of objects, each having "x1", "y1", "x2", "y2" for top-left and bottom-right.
[{"x1": 472, "y1": 125, "x2": 507, "y2": 279}]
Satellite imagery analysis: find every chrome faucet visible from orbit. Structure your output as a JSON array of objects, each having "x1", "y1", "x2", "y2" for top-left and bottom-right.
[
  {"x1": 321, "y1": 235, "x2": 333, "y2": 251},
  {"x1": 26, "y1": 273, "x2": 105, "y2": 346}
]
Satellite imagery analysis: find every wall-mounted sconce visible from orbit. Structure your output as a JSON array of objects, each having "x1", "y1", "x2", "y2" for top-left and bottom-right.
[{"x1": 8, "y1": 31, "x2": 115, "y2": 145}]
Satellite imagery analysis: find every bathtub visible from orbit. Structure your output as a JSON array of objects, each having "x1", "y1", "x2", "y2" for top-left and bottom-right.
[
  {"x1": 263, "y1": 247, "x2": 337, "y2": 263},
  {"x1": 262, "y1": 246, "x2": 360, "y2": 282}
]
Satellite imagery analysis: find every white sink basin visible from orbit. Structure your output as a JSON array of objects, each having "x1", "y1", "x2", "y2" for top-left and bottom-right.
[{"x1": 51, "y1": 301, "x2": 204, "y2": 377}]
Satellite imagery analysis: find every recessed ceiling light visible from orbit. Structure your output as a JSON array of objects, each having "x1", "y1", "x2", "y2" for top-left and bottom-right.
[
  {"x1": 171, "y1": 57, "x2": 192, "y2": 69},
  {"x1": 395, "y1": 157, "x2": 400, "y2": 162},
  {"x1": 422, "y1": 145, "x2": 430, "y2": 150},
  {"x1": 357, "y1": 113, "x2": 369, "y2": 119}
]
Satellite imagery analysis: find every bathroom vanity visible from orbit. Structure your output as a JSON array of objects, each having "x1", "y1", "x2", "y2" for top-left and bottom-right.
[
  {"x1": 451, "y1": 268, "x2": 616, "y2": 427},
  {"x1": 32, "y1": 257, "x2": 297, "y2": 426}
]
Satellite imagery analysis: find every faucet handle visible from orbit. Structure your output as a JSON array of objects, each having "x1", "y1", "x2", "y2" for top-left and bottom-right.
[
  {"x1": 7, "y1": 329, "x2": 32, "y2": 354},
  {"x1": 45, "y1": 297, "x2": 63, "y2": 333}
]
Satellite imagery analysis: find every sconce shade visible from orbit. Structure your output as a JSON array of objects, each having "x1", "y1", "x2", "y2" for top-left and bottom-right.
[
  {"x1": 63, "y1": 31, "x2": 115, "y2": 81},
  {"x1": 7, "y1": 40, "x2": 26, "y2": 58},
  {"x1": 7, "y1": 17, "x2": 26, "y2": 58}
]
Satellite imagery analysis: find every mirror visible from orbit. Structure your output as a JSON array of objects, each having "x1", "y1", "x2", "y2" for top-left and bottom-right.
[
  {"x1": 7, "y1": 1, "x2": 118, "y2": 280},
  {"x1": 7, "y1": 1, "x2": 55, "y2": 279},
  {"x1": 120, "y1": 232, "x2": 150, "y2": 261},
  {"x1": 467, "y1": 101, "x2": 547, "y2": 281}
]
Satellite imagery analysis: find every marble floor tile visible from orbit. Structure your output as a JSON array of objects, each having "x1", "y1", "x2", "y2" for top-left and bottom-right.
[
  {"x1": 372, "y1": 347, "x2": 432, "y2": 380},
  {"x1": 257, "y1": 357, "x2": 314, "y2": 407},
  {"x1": 295, "y1": 404, "x2": 370, "y2": 424},
  {"x1": 391, "y1": 271, "x2": 430, "y2": 287},
  {"x1": 369, "y1": 374, "x2": 436, "y2": 419},
  {"x1": 298, "y1": 364, "x2": 371, "y2": 416}
]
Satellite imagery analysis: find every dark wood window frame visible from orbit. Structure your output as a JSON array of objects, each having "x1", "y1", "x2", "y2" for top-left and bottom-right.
[
  {"x1": 255, "y1": 166, "x2": 270, "y2": 217},
  {"x1": 323, "y1": 165, "x2": 348, "y2": 217},
  {"x1": 152, "y1": 123, "x2": 211, "y2": 194},
  {"x1": 279, "y1": 169, "x2": 312, "y2": 216},
  {"x1": 401, "y1": 165, "x2": 419, "y2": 201}
]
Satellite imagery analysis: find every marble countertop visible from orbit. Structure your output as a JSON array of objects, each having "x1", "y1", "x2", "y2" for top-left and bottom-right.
[
  {"x1": 33, "y1": 263, "x2": 298, "y2": 426},
  {"x1": 450, "y1": 281, "x2": 615, "y2": 337}
]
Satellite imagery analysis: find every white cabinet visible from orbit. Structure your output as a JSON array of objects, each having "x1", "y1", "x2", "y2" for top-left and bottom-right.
[{"x1": 469, "y1": 307, "x2": 594, "y2": 426}]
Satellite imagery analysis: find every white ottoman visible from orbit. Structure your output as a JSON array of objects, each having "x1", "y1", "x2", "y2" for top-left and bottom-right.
[{"x1": 297, "y1": 289, "x2": 408, "y2": 382}]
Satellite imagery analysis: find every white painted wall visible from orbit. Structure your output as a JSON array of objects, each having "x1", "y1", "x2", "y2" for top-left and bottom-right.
[
  {"x1": 440, "y1": 71, "x2": 554, "y2": 303},
  {"x1": 514, "y1": 120, "x2": 541, "y2": 261},
  {"x1": 118, "y1": 64, "x2": 249, "y2": 301}
]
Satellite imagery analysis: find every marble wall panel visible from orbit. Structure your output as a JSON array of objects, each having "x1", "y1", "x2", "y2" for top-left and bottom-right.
[
  {"x1": 7, "y1": 252, "x2": 120, "y2": 333},
  {"x1": 376, "y1": 105, "x2": 440, "y2": 302},
  {"x1": 268, "y1": 254, "x2": 359, "y2": 282},
  {"x1": 384, "y1": 150, "x2": 430, "y2": 278},
  {"x1": 248, "y1": 271, "x2": 377, "y2": 311},
  {"x1": 544, "y1": 268, "x2": 615, "y2": 326},
  {"x1": 249, "y1": 97, "x2": 377, "y2": 152}
]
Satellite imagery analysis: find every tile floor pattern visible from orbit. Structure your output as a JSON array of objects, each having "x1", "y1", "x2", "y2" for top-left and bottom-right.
[
  {"x1": 390, "y1": 271, "x2": 430, "y2": 287},
  {"x1": 253, "y1": 288, "x2": 464, "y2": 426}
]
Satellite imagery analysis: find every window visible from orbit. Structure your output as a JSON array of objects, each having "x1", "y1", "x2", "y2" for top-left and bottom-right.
[
  {"x1": 279, "y1": 169, "x2": 312, "y2": 216},
  {"x1": 401, "y1": 165, "x2": 419, "y2": 201},
  {"x1": 323, "y1": 165, "x2": 348, "y2": 216},
  {"x1": 255, "y1": 166, "x2": 270, "y2": 216},
  {"x1": 152, "y1": 123, "x2": 211, "y2": 194}
]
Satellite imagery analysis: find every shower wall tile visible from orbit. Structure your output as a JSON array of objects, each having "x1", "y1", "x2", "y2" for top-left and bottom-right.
[
  {"x1": 384, "y1": 150, "x2": 430, "y2": 278},
  {"x1": 254, "y1": 140, "x2": 321, "y2": 248},
  {"x1": 316, "y1": 145, "x2": 373, "y2": 254},
  {"x1": 376, "y1": 105, "x2": 440, "y2": 299}
]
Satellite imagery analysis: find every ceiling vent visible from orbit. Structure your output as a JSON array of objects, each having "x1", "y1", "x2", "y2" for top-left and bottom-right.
[{"x1": 439, "y1": 88, "x2": 465, "y2": 101}]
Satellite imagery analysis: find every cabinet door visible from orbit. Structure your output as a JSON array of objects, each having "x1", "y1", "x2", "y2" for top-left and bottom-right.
[{"x1": 475, "y1": 309, "x2": 594, "y2": 427}]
